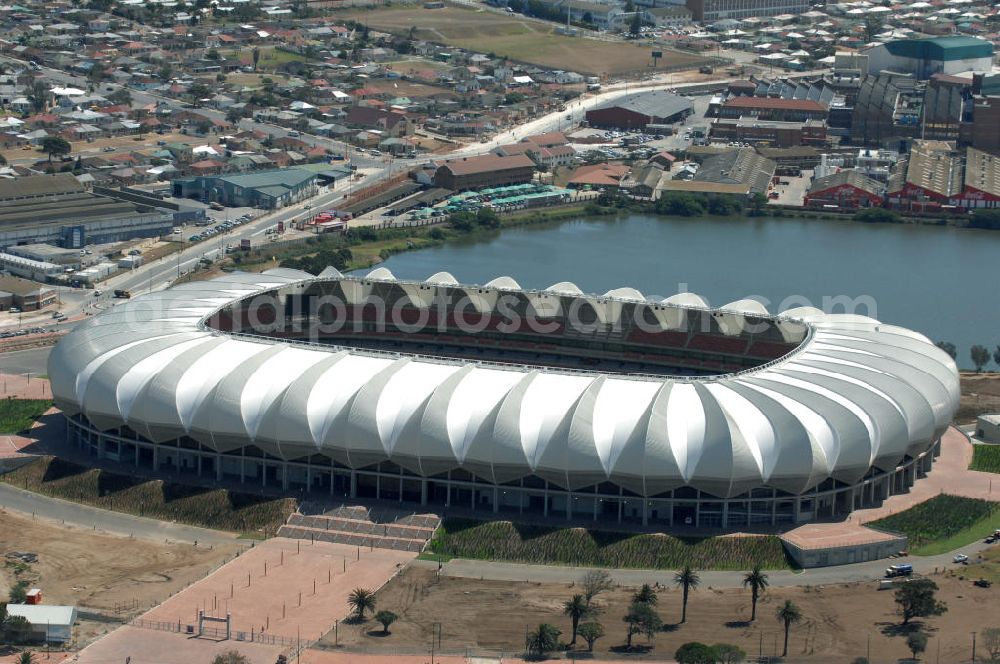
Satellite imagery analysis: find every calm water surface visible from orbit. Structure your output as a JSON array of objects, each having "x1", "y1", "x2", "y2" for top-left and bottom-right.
[{"x1": 365, "y1": 214, "x2": 999, "y2": 367}]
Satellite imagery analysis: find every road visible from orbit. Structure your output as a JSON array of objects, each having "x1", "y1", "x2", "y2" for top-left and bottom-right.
[
  {"x1": 415, "y1": 538, "x2": 996, "y2": 590},
  {"x1": 0, "y1": 482, "x2": 240, "y2": 545},
  {"x1": 0, "y1": 347, "x2": 52, "y2": 375}
]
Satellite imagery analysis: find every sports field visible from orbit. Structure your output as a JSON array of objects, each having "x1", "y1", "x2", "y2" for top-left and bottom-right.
[{"x1": 338, "y1": 5, "x2": 709, "y2": 76}]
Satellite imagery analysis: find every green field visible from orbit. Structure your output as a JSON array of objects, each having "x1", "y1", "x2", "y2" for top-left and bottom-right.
[
  {"x1": 337, "y1": 4, "x2": 708, "y2": 76},
  {"x1": 0, "y1": 399, "x2": 53, "y2": 434},
  {"x1": 868, "y1": 495, "x2": 1000, "y2": 556},
  {"x1": 1, "y1": 456, "x2": 295, "y2": 536},
  {"x1": 971, "y1": 444, "x2": 1000, "y2": 473},
  {"x1": 426, "y1": 518, "x2": 792, "y2": 570}
]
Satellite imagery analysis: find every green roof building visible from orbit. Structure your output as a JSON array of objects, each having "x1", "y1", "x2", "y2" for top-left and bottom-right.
[
  {"x1": 172, "y1": 168, "x2": 319, "y2": 209},
  {"x1": 865, "y1": 37, "x2": 994, "y2": 80}
]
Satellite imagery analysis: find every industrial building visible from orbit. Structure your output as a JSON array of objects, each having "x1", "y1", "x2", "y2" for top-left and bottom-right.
[
  {"x1": 717, "y1": 97, "x2": 828, "y2": 123},
  {"x1": 0, "y1": 275, "x2": 57, "y2": 311},
  {"x1": 433, "y1": 154, "x2": 536, "y2": 191},
  {"x1": 665, "y1": 148, "x2": 776, "y2": 196},
  {"x1": 49, "y1": 268, "x2": 959, "y2": 529},
  {"x1": 862, "y1": 37, "x2": 994, "y2": 80},
  {"x1": 0, "y1": 174, "x2": 173, "y2": 249},
  {"x1": 804, "y1": 171, "x2": 885, "y2": 209},
  {"x1": 172, "y1": 168, "x2": 319, "y2": 209},
  {"x1": 683, "y1": 0, "x2": 810, "y2": 22},
  {"x1": 586, "y1": 91, "x2": 693, "y2": 131}
]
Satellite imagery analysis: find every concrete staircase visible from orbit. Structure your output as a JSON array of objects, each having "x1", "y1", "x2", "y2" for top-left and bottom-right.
[{"x1": 277, "y1": 508, "x2": 441, "y2": 553}]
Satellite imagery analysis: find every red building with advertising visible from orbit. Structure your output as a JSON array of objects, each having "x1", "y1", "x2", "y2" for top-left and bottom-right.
[{"x1": 805, "y1": 171, "x2": 885, "y2": 208}]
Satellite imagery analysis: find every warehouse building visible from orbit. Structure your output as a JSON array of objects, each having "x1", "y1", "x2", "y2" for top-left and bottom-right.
[
  {"x1": 5, "y1": 604, "x2": 77, "y2": 643},
  {"x1": 586, "y1": 91, "x2": 693, "y2": 131},
  {"x1": 717, "y1": 97, "x2": 829, "y2": 123},
  {"x1": 684, "y1": 0, "x2": 810, "y2": 22},
  {"x1": 433, "y1": 154, "x2": 536, "y2": 191},
  {"x1": 0, "y1": 174, "x2": 173, "y2": 249},
  {"x1": 805, "y1": 171, "x2": 885, "y2": 209},
  {"x1": 0, "y1": 275, "x2": 57, "y2": 311},
  {"x1": 862, "y1": 37, "x2": 994, "y2": 80},
  {"x1": 172, "y1": 168, "x2": 318, "y2": 209},
  {"x1": 665, "y1": 148, "x2": 776, "y2": 196}
]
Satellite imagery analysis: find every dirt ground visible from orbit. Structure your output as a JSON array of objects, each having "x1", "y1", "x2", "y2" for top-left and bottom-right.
[
  {"x1": 321, "y1": 566, "x2": 1000, "y2": 662},
  {"x1": 0, "y1": 509, "x2": 241, "y2": 646},
  {"x1": 337, "y1": 6, "x2": 707, "y2": 76},
  {"x1": 959, "y1": 372, "x2": 1000, "y2": 424},
  {"x1": 1, "y1": 130, "x2": 219, "y2": 167}
]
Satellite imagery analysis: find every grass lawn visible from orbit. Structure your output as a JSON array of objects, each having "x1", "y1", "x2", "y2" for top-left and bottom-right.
[
  {"x1": 868, "y1": 494, "x2": 1000, "y2": 556},
  {"x1": 970, "y1": 444, "x2": 1000, "y2": 473},
  {"x1": 337, "y1": 4, "x2": 708, "y2": 76},
  {"x1": 0, "y1": 399, "x2": 53, "y2": 434},
  {"x1": 427, "y1": 518, "x2": 792, "y2": 570}
]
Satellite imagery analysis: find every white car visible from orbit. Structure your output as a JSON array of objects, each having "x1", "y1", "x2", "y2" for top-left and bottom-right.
[{"x1": 953, "y1": 554, "x2": 969, "y2": 564}]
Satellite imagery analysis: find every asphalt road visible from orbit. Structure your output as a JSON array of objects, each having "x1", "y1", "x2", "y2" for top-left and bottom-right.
[
  {"x1": 0, "y1": 347, "x2": 52, "y2": 376},
  {"x1": 0, "y1": 482, "x2": 240, "y2": 545}
]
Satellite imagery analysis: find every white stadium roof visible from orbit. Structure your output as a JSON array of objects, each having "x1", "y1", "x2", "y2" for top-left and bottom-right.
[{"x1": 48, "y1": 268, "x2": 960, "y2": 499}]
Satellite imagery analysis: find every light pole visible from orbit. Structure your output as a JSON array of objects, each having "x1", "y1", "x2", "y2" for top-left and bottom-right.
[{"x1": 972, "y1": 631, "x2": 977, "y2": 663}]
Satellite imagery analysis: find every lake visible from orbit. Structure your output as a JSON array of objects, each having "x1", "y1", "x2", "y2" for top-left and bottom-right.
[{"x1": 365, "y1": 213, "x2": 1000, "y2": 369}]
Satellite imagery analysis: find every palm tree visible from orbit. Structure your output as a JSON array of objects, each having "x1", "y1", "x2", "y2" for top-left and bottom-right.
[
  {"x1": 673, "y1": 566, "x2": 700, "y2": 624},
  {"x1": 347, "y1": 587, "x2": 376, "y2": 621},
  {"x1": 562, "y1": 594, "x2": 590, "y2": 645},
  {"x1": 632, "y1": 583, "x2": 658, "y2": 606},
  {"x1": 742, "y1": 565, "x2": 769, "y2": 621},
  {"x1": 17, "y1": 652, "x2": 36, "y2": 664},
  {"x1": 776, "y1": 600, "x2": 802, "y2": 657}
]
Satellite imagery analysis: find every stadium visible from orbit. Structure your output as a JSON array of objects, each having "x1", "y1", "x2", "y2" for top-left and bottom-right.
[{"x1": 48, "y1": 268, "x2": 960, "y2": 529}]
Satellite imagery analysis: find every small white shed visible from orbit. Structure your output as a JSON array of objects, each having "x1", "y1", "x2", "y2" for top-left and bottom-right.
[{"x1": 5, "y1": 604, "x2": 77, "y2": 643}]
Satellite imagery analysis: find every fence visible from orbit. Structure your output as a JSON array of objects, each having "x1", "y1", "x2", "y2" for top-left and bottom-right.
[{"x1": 129, "y1": 616, "x2": 309, "y2": 649}]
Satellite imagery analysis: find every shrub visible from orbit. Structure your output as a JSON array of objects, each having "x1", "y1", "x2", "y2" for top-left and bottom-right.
[
  {"x1": 972, "y1": 445, "x2": 1000, "y2": 474},
  {"x1": 854, "y1": 208, "x2": 900, "y2": 224},
  {"x1": 1, "y1": 456, "x2": 295, "y2": 534},
  {"x1": 869, "y1": 495, "x2": 999, "y2": 548},
  {"x1": 427, "y1": 518, "x2": 789, "y2": 570}
]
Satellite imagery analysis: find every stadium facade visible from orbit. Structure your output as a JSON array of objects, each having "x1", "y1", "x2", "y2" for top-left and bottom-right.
[{"x1": 49, "y1": 268, "x2": 960, "y2": 529}]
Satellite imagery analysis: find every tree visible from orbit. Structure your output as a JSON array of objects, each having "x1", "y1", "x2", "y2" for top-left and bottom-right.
[
  {"x1": 994, "y1": 345, "x2": 1000, "y2": 369},
  {"x1": 8, "y1": 580, "x2": 29, "y2": 604},
  {"x1": 713, "y1": 643, "x2": 746, "y2": 664},
  {"x1": 674, "y1": 566, "x2": 700, "y2": 623},
  {"x1": 982, "y1": 626, "x2": 1000, "y2": 661},
  {"x1": 971, "y1": 344, "x2": 991, "y2": 372},
  {"x1": 107, "y1": 88, "x2": 132, "y2": 106},
  {"x1": 211, "y1": 651, "x2": 250, "y2": 664},
  {"x1": 629, "y1": 11, "x2": 642, "y2": 37},
  {"x1": 894, "y1": 579, "x2": 947, "y2": 625},
  {"x1": 27, "y1": 79, "x2": 48, "y2": 113},
  {"x1": 632, "y1": 583, "x2": 657, "y2": 607},
  {"x1": 374, "y1": 610, "x2": 397, "y2": 635},
  {"x1": 623, "y1": 601, "x2": 661, "y2": 649},
  {"x1": 907, "y1": 630, "x2": 928, "y2": 660},
  {"x1": 674, "y1": 642, "x2": 717, "y2": 664},
  {"x1": 581, "y1": 570, "x2": 613, "y2": 605},
  {"x1": 252, "y1": 47, "x2": 260, "y2": 70},
  {"x1": 347, "y1": 587, "x2": 376, "y2": 621},
  {"x1": 775, "y1": 600, "x2": 802, "y2": 657},
  {"x1": 936, "y1": 341, "x2": 957, "y2": 360},
  {"x1": 562, "y1": 594, "x2": 590, "y2": 644},
  {"x1": 577, "y1": 621, "x2": 604, "y2": 652},
  {"x1": 0, "y1": 152, "x2": 6, "y2": 166},
  {"x1": 742, "y1": 565, "x2": 769, "y2": 622},
  {"x1": 41, "y1": 135, "x2": 71, "y2": 163},
  {"x1": 526, "y1": 623, "x2": 560, "y2": 657}
]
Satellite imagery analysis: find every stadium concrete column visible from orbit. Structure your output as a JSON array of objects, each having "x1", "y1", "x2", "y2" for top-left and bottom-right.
[
  {"x1": 152, "y1": 444, "x2": 158, "y2": 471},
  {"x1": 567, "y1": 493, "x2": 573, "y2": 521},
  {"x1": 350, "y1": 471, "x2": 357, "y2": 499},
  {"x1": 281, "y1": 463, "x2": 288, "y2": 491},
  {"x1": 97, "y1": 434, "x2": 104, "y2": 459},
  {"x1": 793, "y1": 497, "x2": 802, "y2": 522},
  {"x1": 420, "y1": 479, "x2": 427, "y2": 506},
  {"x1": 216, "y1": 454, "x2": 223, "y2": 482},
  {"x1": 493, "y1": 487, "x2": 499, "y2": 513},
  {"x1": 721, "y1": 500, "x2": 728, "y2": 528}
]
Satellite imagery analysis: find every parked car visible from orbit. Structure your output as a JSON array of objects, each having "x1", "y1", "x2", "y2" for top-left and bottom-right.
[{"x1": 954, "y1": 554, "x2": 969, "y2": 564}]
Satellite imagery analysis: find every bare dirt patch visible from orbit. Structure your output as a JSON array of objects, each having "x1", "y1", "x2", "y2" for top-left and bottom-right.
[
  {"x1": 318, "y1": 565, "x2": 1000, "y2": 663},
  {"x1": 337, "y1": 5, "x2": 708, "y2": 76},
  {"x1": 0, "y1": 509, "x2": 241, "y2": 646},
  {"x1": 959, "y1": 372, "x2": 1000, "y2": 424}
]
